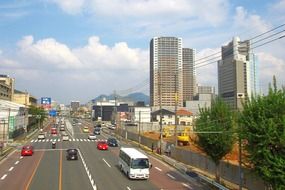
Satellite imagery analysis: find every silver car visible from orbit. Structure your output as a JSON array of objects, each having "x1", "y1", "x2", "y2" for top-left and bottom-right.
[{"x1": 88, "y1": 134, "x2": 97, "y2": 140}]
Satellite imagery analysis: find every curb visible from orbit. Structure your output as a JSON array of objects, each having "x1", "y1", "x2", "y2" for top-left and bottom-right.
[{"x1": 0, "y1": 147, "x2": 15, "y2": 162}]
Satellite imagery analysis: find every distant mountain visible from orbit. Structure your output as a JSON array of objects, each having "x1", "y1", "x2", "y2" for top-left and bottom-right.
[
  {"x1": 92, "y1": 92, "x2": 149, "y2": 105},
  {"x1": 125, "y1": 93, "x2": 150, "y2": 105}
]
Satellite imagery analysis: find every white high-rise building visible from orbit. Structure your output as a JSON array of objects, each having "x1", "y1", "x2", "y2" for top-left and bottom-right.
[
  {"x1": 218, "y1": 37, "x2": 258, "y2": 110},
  {"x1": 150, "y1": 37, "x2": 183, "y2": 109}
]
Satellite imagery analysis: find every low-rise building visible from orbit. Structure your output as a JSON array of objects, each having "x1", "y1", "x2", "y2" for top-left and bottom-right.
[
  {"x1": 13, "y1": 90, "x2": 37, "y2": 107},
  {"x1": 0, "y1": 100, "x2": 28, "y2": 143},
  {"x1": 128, "y1": 106, "x2": 151, "y2": 123},
  {"x1": 0, "y1": 75, "x2": 14, "y2": 101}
]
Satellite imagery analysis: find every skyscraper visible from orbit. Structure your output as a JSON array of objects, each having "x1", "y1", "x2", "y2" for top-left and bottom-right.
[
  {"x1": 182, "y1": 48, "x2": 196, "y2": 101},
  {"x1": 218, "y1": 37, "x2": 258, "y2": 110},
  {"x1": 150, "y1": 37, "x2": 183, "y2": 108}
]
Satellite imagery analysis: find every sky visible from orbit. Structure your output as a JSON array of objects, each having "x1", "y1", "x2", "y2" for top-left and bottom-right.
[{"x1": 0, "y1": 0, "x2": 284, "y2": 105}]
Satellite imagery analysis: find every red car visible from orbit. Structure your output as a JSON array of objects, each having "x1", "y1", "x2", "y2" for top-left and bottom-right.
[
  {"x1": 51, "y1": 128, "x2": 57, "y2": 135},
  {"x1": 97, "y1": 141, "x2": 108, "y2": 150},
  {"x1": 21, "y1": 145, "x2": 34, "y2": 156}
]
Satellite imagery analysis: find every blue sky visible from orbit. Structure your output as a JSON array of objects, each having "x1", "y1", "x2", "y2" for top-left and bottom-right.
[{"x1": 0, "y1": 0, "x2": 284, "y2": 104}]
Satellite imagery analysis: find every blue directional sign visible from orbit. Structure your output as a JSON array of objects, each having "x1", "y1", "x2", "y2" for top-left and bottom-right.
[{"x1": 49, "y1": 110, "x2": 57, "y2": 117}]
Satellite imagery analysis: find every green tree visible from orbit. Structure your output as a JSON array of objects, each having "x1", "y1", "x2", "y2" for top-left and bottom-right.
[
  {"x1": 28, "y1": 105, "x2": 46, "y2": 122},
  {"x1": 195, "y1": 97, "x2": 235, "y2": 181},
  {"x1": 239, "y1": 77, "x2": 285, "y2": 190}
]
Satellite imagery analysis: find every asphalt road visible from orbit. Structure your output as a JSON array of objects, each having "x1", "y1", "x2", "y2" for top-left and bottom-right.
[{"x1": 0, "y1": 118, "x2": 204, "y2": 190}]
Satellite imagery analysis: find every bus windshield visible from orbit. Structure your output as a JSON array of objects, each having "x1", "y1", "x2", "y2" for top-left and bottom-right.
[{"x1": 131, "y1": 158, "x2": 149, "y2": 169}]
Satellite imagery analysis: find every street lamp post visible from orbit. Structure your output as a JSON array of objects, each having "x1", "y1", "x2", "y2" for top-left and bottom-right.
[{"x1": 237, "y1": 93, "x2": 244, "y2": 190}]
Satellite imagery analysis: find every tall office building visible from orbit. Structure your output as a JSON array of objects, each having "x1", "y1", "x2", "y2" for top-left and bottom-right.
[
  {"x1": 218, "y1": 37, "x2": 258, "y2": 110},
  {"x1": 70, "y1": 101, "x2": 80, "y2": 112},
  {"x1": 150, "y1": 37, "x2": 183, "y2": 108},
  {"x1": 182, "y1": 48, "x2": 196, "y2": 101}
]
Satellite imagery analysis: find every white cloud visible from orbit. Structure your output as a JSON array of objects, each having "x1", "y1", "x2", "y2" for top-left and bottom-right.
[
  {"x1": 257, "y1": 52, "x2": 285, "y2": 89},
  {"x1": 51, "y1": 0, "x2": 229, "y2": 27},
  {"x1": 17, "y1": 35, "x2": 82, "y2": 69},
  {"x1": 73, "y1": 36, "x2": 148, "y2": 71},
  {"x1": 51, "y1": 0, "x2": 85, "y2": 15},
  {"x1": 233, "y1": 6, "x2": 270, "y2": 35},
  {"x1": 195, "y1": 48, "x2": 220, "y2": 89},
  {"x1": 1, "y1": 35, "x2": 149, "y2": 103},
  {"x1": 271, "y1": 0, "x2": 285, "y2": 12}
]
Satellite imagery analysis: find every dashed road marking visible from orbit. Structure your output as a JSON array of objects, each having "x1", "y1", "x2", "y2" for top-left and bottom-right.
[
  {"x1": 155, "y1": 167, "x2": 162, "y2": 171},
  {"x1": 167, "y1": 173, "x2": 176, "y2": 180},
  {"x1": 15, "y1": 161, "x2": 19, "y2": 165},
  {"x1": 8, "y1": 167, "x2": 14, "y2": 171},
  {"x1": 102, "y1": 158, "x2": 111, "y2": 168},
  {"x1": 182, "y1": 182, "x2": 192, "y2": 189},
  {"x1": 126, "y1": 186, "x2": 131, "y2": 190},
  {"x1": 1, "y1": 174, "x2": 7, "y2": 180}
]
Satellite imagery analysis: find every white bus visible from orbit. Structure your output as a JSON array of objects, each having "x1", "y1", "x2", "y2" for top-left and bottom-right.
[{"x1": 118, "y1": 147, "x2": 151, "y2": 179}]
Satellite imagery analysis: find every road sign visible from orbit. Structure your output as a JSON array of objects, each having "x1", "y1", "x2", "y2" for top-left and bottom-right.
[
  {"x1": 41, "y1": 97, "x2": 51, "y2": 109},
  {"x1": 49, "y1": 110, "x2": 57, "y2": 117}
]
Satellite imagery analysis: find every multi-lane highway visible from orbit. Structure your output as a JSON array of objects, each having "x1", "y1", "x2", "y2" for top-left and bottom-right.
[{"x1": 0, "y1": 118, "x2": 204, "y2": 190}]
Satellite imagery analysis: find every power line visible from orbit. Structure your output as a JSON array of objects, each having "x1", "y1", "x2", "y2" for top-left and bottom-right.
[
  {"x1": 195, "y1": 32, "x2": 285, "y2": 69},
  {"x1": 195, "y1": 23, "x2": 285, "y2": 69}
]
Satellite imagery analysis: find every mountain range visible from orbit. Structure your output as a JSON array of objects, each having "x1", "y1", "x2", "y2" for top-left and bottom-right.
[{"x1": 91, "y1": 92, "x2": 150, "y2": 105}]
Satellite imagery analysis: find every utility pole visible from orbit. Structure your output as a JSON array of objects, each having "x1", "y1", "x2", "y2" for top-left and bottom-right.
[
  {"x1": 159, "y1": 70, "x2": 162, "y2": 155},
  {"x1": 7, "y1": 108, "x2": 11, "y2": 143},
  {"x1": 138, "y1": 111, "x2": 141, "y2": 147},
  {"x1": 113, "y1": 90, "x2": 117, "y2": 124},
  {"x1": 174, "y1": 73, "x2": 178, "y2": 146},
  {"x1": 237, "y1": 93, "x2": 244, "y2": 190}
]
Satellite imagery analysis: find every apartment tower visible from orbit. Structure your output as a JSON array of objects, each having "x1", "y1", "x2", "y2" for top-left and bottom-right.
[
  {"x1": 150, "y1": 37, "x2": 183, "y2": 108},
  {"x1": 182, "y1": 48, "x2": 196, "y2": 101},
  {"x1": 218, "y1": 37, "x2": 258, "y2": 110}
]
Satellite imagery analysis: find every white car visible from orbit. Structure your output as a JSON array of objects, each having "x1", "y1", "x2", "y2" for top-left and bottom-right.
[
  {"x1": 38, "y1": 133, "x2": 45, "y2": 140},
  {"x1": 62, "y1": 134, "x2": 69, "y2": 141},
  {"x1": 88, "y1": 134, "x2": 97, "y2": 140}
]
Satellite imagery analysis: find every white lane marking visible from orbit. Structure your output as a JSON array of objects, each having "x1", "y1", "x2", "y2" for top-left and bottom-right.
[
  {"x1": 76, "y1": 139, "x2": 79, "y2": 141},
  {"x1": 182, "y1": 183, "x2": 191, "y2": 189},
  {"x1": 167, "y1": 173, "x2": 176, "y2": 180},
  {"x1": 34, "y1": 139, "x2": 38, "y2": 142},
  {"x1": 57, "y1": 139, "x2": 60, "y2": 142},
  {"x1": 15, "y1": 161, "x2": 19, "y2": 165},
  {"x1": 84, "y1": 139, "x2": 87, "y2": 142},
  {"x1": 20, "y1": 156, "x2": 23, "y2": 159},
  {"x1": 77, "y1": 149, "x2": 97, "y2": 190},
  {"x1": 126, "y1": 186, "x2": 131, "y2": 190},
  {"x1": 1, "y1": 174, "x2": 7, "y2": 180},
  {"x1": 31, "y1": 140, "x2": 34, "y2": 142},
  {"x1": 8, "y1": 167, "x2": 14, "y2": 171},
  {"x1": 80, "y1": 139, "x2": 83, "y2": 142},
  {"x1": 102, "y1": 158, "x2": 111, "y2": 168},
  {"x1": 46, "y1": 139, "x2": 49, "y2": 142},
  {"x1": 155, "y1": 167, "x2": 162, "y2": 171}
]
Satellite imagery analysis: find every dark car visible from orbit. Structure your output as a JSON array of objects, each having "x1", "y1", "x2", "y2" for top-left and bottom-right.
[
  {"x1": 94, "y1": 124, "x2": 101, "y2": 128},
  {"x1": 107, "y1": 138, "x2": 118, "y2": 147},
  {"x1": 66, "y1": 149, "x2": 78, "y2": 160},
  {"x1": 93, "y1": 128, "x2": 100, "y2": 135}
]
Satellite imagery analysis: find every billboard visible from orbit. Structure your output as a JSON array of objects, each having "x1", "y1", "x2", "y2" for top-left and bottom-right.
[{"x1": 41, "y1": 97, "x2": 51, "y2": 109}]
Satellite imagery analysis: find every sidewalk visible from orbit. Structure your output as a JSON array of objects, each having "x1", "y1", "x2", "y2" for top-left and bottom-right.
[{"x1": 0, "y1": 119, "x2": 51, "y2": 162}]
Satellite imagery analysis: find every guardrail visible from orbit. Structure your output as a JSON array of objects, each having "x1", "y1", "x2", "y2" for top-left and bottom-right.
[{"x1": 199, "y1": 174, "x2": 229, "y2": 190}]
